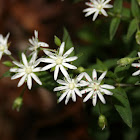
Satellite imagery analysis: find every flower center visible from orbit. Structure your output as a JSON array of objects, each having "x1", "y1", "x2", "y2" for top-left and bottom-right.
[
  {"x1": 69, "y1": 82, "x2": 75, "y2": 90},
  {"x1": 0, "y1": 45, "x2": 5, "y2": 51},
  {"x1": 25, "y1": 67, "x2": 32, "y2": 74},
  {"x1": 92, "y1": 82, "x2": 100, "y2": 91},
  {"x1": 97, "y1": 4, "x2": 102, "y2": 10},
  {"x1": 56, "y1": 57, "x2": 63, "y2": 65}
]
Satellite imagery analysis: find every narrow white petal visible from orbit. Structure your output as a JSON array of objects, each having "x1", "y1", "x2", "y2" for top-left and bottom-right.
[
  {"x1": 60, "y1": 65, "x2": 69, "y2": 79},
  {"x1": 39, "y1": 58, "x2": 55, "y2": 63},
  {"x1": 101, "y1": 9, "x2": 108, "y2": 16},
  {"x1": 100, "y1": 88, "x2": 113, "y2": 95},
  {"x1": 54, "y1": 86, "x2": 68, "y2": 91},
  {"x1": 54, "y1": 65, "x2": 59, "y2": 80},
  {"x1": 92, "y1": 93, "x2": 97, "y2": 106},
  {"x1": 74, "y1": 88, "x2": 82, "y2": 97},
  {"x1": 27, "y1": 74, "x2": 32, "y2": 90},
  {"x1": 34, "y1": 30, "x2": 38, "y2": 38},
  {"x1": 98, "y1": 71, "x2": 107, "y2": 82},
  {"x1": 41, "y1": 63, "x2": 56, "y2": 71},
  {"x1": 104, "y1": 4, "x2": 113, "y2": 8},
  {"x1": 0, "y1": 52, "x2": 3, "y2": 60},
  {"x1": 17, "y1": 74, "x2": 27, "y2": 87},
  {"x1": 4, "y1": 50, "x2": 11, "y2": 55},
  {"x1": 13, "y1": 61, "x2": 24, "y2": 68},
  {"x1": 76, "y1": 73, "x2": 85, "y2": 82},
  {"x1": 64, "y1": 56, "x2": 78, "y2": 62},
  {"x1": 83, "y1": 8, "x2": 96, "y2": 12},
  {"x1": 92, "y1": 69, "x2": 97, "y2": 80},
  {"x1": 33, "y1": 67, "x2": 41, "y2": 72},
  {"x1": 38, "y1": 42, "x2": 49, "y2": 47},
  {"x1": 63, "y1": 47, "x2": 74, "y2": 58},
  {"x1": 85, "y1": 10, "x2": 96, "y2": 17},
  {"x1": 93, "y1": 11, "x2": 99, "y2": 21},
  {"x1": 11, "y1": 72, "x2": 25, "y2": 80},
  {"x1": 138, "y1": 52, "x2": 140, "y2": 57},
  {"x1": 84, "y1": 73, "x2": 92, "y2": 82},
  {"x1": 72, "y1": 90, "x2": 76, "y2": 102},
  {"x1": 58, "y1": 90, "x2": 69, "y2": 103},
  {"x1": 97, "y1": 91, "x2": 106, "y2": 104},
  {"x1": 85, "y1": 2, "x2": 94, "y2": 7},
  {"x1": 77, "y1": 80, "x2": 89, "y2": 87},
  {"x1": 62, "y1": 62, "x2": 77, "y2": 69},
  {"x1": 10, "y1": 68, "x2": 24, "y2": 73},
  {"x1": 30, "y1": 73, "x2": 42, "y2": 85},
  {"x1": 81, "y1": 88, "x2": 92, "y2": 94},
  {"x1": 43, "y1": 50, "x2": 56, "y2": 59},
  {"x1": 131, "y1": 63, "x2": 140, "y2": 67},
  {"x1": 132, "y1": 70, "x2": 140, "y2": 76},
  {"x1": 83, "y1": 91, "x2": 93, "y2": 102},
  {"x1": 100, "y1": 84, "x2": 115, "y2": 89},
  {"x1": 57, "y1": 79, "x2": 67, "y2": 85},
  {"x1": 29, "y1": 52, "x2": 37, "y2": 65},
  {"x1": 65, "y1": 90, "x2": 71, "y2": 104},
  {"x1": 59, "y1": 42, "x2": 65, "y2": 56},
  {"x1": 103, "y1": 0, "x2": 111, "y2": 5},
  {"x1": 22, "y1": 53, "x2": 28, "y2": 66}
]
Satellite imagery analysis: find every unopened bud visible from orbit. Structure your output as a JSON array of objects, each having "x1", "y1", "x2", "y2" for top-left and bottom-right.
[
  {"x1": 77, "y1": 67, "x2": 85, "y2": 73},
  {"x1": 117, "y1": 57, "x2": 136, "y2": 66},
  {"x1": 12, "y1": 97, "x2": 23, "y2": 112},
  {"x1": 135, "y1": 30, "x2": 140, "y2": 45},
  {"x1": 54, "y1": 36, "x2": 61, "y2": 46},
  {"x1": 3, "y1": 61, "x2": 13, "y2": 67},
  {"x1": 98, "y1": 114, "x2": 107, "y2": 130}
]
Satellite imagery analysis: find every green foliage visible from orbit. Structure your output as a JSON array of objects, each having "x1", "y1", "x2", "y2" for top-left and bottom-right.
[
  {"x1": 3, "y1": 61, "x2": 13, "y2": 67},
  {"x1": 113, "y1": 88, "x2": 132, "y2": 128},
  {"x1": 131, "y1": 0, "x2": 140, "y2": 18},
  {"x1": 113, "y1": 0, "x2": 123, "y2": 14}
]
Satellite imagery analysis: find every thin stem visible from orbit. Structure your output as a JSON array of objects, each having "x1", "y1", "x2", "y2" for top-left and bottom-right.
[
  {"x1": 20, "y1": 85, "x2": 26, "y2": 97},
  {"x1": 98, "y1": 102, "x2": 102, "y2": 115},
  {"x1": 9, "y1": 55, "x2": 16, "y2": 61}
]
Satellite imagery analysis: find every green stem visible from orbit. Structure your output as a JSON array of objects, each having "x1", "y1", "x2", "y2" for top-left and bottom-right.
[
  {"x1": 9, "y1": 55, "x2": 16, "y2": 61},
  {"x1": 20, "y1": 85, "x2": 26, "y2": 97}
]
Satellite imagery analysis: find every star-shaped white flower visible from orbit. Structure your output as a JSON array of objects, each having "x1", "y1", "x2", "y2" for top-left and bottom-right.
[
  {"x1": 54, "y1": 73, "x2": 87, "y2": 104},
  {"x1": 0, "y1": 33, "x2": 11, "y2": 60},
  {"x1": 10, "y1": 53, "x2": 42, "y2": 90},
  {"x1": 40, "y1": 42, "x2": 78, "y2": 80},
  {"x1": 83, "y1": 0, "x2": 113, "y2": 21},
  {"x1": 29, "y1": 30, "x2": 49, "y2": 54},
  {"x1": 131, "y1": 52, "x2": 140, "y2": 76},
  {"x1": 81, "y1": 69, "x2": 115, "y2": 106}
]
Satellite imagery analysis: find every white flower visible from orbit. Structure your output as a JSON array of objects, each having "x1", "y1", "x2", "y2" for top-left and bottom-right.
[
  {"x1": 29, "y1": 30, "x2": 49, "y2": 54},
  {"x1": 131, "y1": 52, "x2": 140, "y2": 76},
  {"x1": 83, "y1": 0, "x2": 113, "y2": 21},
  {"x1": 0, "y1": 33, "x2": 11, "y2": 60},
  {"x1": 40, "y1": 42, "x2": 78, "y2": 80},
  {"x1": 81, "y1": 69, "x2": 115, "y2": 106},
  {"x1": 10, "y1": 53, "x2": 42, "y2": 90},
  {"x1": 54, "y1": 73, "x2": 87, "y2": 104}
]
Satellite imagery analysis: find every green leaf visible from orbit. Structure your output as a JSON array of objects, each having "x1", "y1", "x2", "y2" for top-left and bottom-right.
[
  {"x1": 122, "y1": 8, "x2": 131, "y2": 20},
  {"x1": 109, "y1": 18, "x2": 121, "y2": 40},
  {"x1": 113, "y1": 88, "x2": 132, "y2": 128},
  {"x1": 0, "y1": 70, "x2": 11, "y2": 79},
  {"x1": 54, "y1": 36, "x2": 61, "y2": 46},
  {"x1": 96, "y1": 59, "x2": 108, "y2": 71},
  {"x1": 113, "y1": 0, "x2": 123, "y2": 13},
  {"x1": 131, "y1": 0, "x2": 140, "y2": 18},
  {"x1": 127, "y1": 19, "x2": 138, "y2": 39},
  {"x1": 3, "y1": 61, "x2": 13, "y2": 67},
  {"x1": 63, "y1": 28, "x2": 75, "y2": 56}
]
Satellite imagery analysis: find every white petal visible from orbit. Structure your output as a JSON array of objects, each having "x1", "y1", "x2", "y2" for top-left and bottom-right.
[
  {"x1": 13, "y1": 61, "x2": 24, "y2": 68},
  {"x1": 92, "y1": 69, "x2": 97, "y2": 80},
  {"x1": 77, "y1": 80, "x2": 89, "y2": 87},
  {"x1": 29, "y1": 52, "x2": 37, "y2": 65},
  {"x1": 39, "y1": 58, "x2": 55, "y2": 63},
  {"x1": 0, "y1": 52, "x2": 3, "y2": 60},
  {"x1": 63, "y1": 47, "x2": 74, "y2": 58},
  {"x1": 22, "y1": 53, "x2": 28, "y2": 66},
  {"x1": 138, "y1": 52, "x2": 140, "y2": 57},
  {"x1": 81, "y1": 88, "x2": 92, "y2": 94},
  {"x1": 43, "y1": 50, "x2": 56, "y2": 59},
  {"x1": 97, "y1": 91, "x2": 106, "y2": 104},
  {"x1": 103, "y1": 0, "x2": 111, "y2": 5},
  {"x1": 57, "y1": 79, "x2": 67, "y2": 85},
  {"x1": 59, "y1": 42, "x2": 65, "y2": 56},
  {"x1": 54, "y1": 86, "x2": 68, "y2": 91},
  {"x1": 100, "y1": 84, "x2": 115, "y2": 89},
  {"x1": 64, "y1": 56, "x2": 78, "y2": 62},
  {"x1": 74, "y1": 88, "x2": 82, "y2": 97},
  {"x1": 92, "y1": 93, "x2": 97, "y2": 106},
  {"x1": 76, "y1": 73, "x2": 85, "y2": 82},
  {"x1": 11, "y1": 72, "x2": 25, "y2": 80},
  {"x1": 85, "y1": 10, "x2": 96, "y2": 17},
  {"x1": 17, "y1": 74, "x2": 27, "y2": 87},
  {"x1": 27, "y1": 74, "x2": 32, "y2": 90},
  {"x1": 101, "y1": 9, "x2": 108, "y2": 16},
  {"x1": 10, "y1": 68, "x2": 24, "y2": 73},
  {"x1": 93, "y1": 11, "x2": 99, "y2": 21},
  {"x1": 41, "y1": 63, "x2": 56, "y2": 71},
  {"x1": 38, "y1": 42, "x2": 49, "y2": 47},
  {"x1": 54, "y1": 65, "x2": 60, "y2": 80},
  {"x1": 65, "y1": 90, "x2": 71, "y2": 104},
  {"x1": 4, "y1": 50, "x2": 11, "y2": 55},
  {"x1": 58, "y1": 90, "x2": 69, "y2": 103},
  {"x1": 132, "y1": 70, "x2": 140, "y2": 76},
  {"x1": 33, "y1": 67, "x2": 41, "y2": 72},
  {"x1": 30, "y1": 73, "x2": 42, "y2": 85},
  {"x1": 84, "y1": 72, "x2": 92, "y2": 82},
  {"x1": 104, "y1": 4, "x2": 113, "y2": 8},
  {"x1": 83, "y1": 8, "x2": 96, "y2": 12},
  {"x1": 34, "y1": 30, "x2": 38, "y2": 38},
  {"x1": 100, "y1": 88, "x2": 113, "y2": 95},
  {"x1": 131, "y1": 63, "x2": 140, "y2": 67},
  {"x1": 62, "y1": 62, "x2": 77, "y2": 69},
  {"x1": 60, "y1": 65, "x2": 69, "y2": 79},
  {"x1": 85, "y1": 2, "x2": 94, "y2": 7},
  {"x1": 71, "y1": 90, "x2": 76, "y2": 102},
  {"x1": 83, "y1": 91, "x2": 93, "y2": 102},
  {"x1": 98, "y1": 71, "x2": 107, "y2": 82}
]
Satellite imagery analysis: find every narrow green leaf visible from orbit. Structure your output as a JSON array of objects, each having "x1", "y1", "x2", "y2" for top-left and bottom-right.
[
  {"x1": 113, "y1": 88, "x2": 132, "y2": 128},
  {"x1": 127, "y1": 19, "x2": 138, "y2": 39},
  {"x1": 54, "y1": 36, "x2": 61, "y2": 46},
  {"x1": 3, "y1": 61, "x2": 13, "y2": 67},
  {"x1": 131, "y1": 0, "x2": 140, "y2": 18},
  {"x1": 110, "y1": 18, "x2": 121, "y2": 40},
  {"x1": 96, "y1": 59, "x2": 108, "y2": 71},
  {"x1": 113, "y1": 0, "x2": 123, "y2": 13}
]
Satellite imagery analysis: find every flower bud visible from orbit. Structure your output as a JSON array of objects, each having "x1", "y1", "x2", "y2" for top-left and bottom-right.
[
  {"x1": 54, "y1": 36, "x2": 61, "y2": 46},
  {"x1": 98, "y1": 114, "x2": 107, "y2": 130},
  {"x1": 135, "y1": 30, "x2": 140, "y2": 45},
  {"x1": 3, "y1": 61, "x2": 13, "y2": 67},
  {"x1": 117, "y1": 57, "x2": 136, "y2": 66},
  {"x1": 76, "y1": 67, "x2": 85, "y2": 73},
  {"x1": 12, "y1": 97, "x2": 23, "y2": 112}
]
